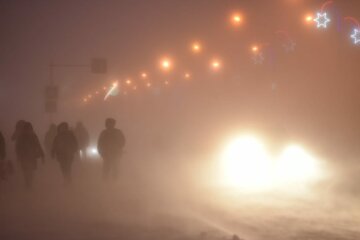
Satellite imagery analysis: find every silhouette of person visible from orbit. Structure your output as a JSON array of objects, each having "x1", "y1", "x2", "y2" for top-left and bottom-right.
[
  {"x1": 74, "y1": 121, "x2": 90, "y2": 160},
  {"x1": 12, "y1": 120, "x2": 26, "y2": 142},
  {"x1": 44, "y1": 124, "x2": 57, "y2": 159},
  {"x1": 12, "y1": 120, "x2": 26, "y2": 160},
  {"x1": 97, "y1": 118, "x2": 125, "y2": 180},
  {"x1": 0, "y1": 131, "x2": 6, "y2": 180},
  {"x1": 52, "y1": 122, "x2": 78, "y2": 185},
  {"x1": 17, "y1": 122, "x2": 44, "y2": 188}
]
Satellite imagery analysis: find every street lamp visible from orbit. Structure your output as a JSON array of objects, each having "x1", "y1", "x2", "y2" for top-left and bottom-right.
[
  {"x1": 231, "y1": 12, "x2": 243, "y2": 27},
  {"x1": 211, "y1": 59, "x2": 222, "y2": 71},
  {"x1": 191, "y1": 42, "x2": 202, "y2": 53},
  {"x1": 160, "y1": 57, "x2": 172, "y2": 72}
]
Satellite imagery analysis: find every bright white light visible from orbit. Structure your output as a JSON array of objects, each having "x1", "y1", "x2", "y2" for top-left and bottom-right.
[
  {"x1": 88, "y1": 147, "x2": 99, "y2": 157},
  {"x1": 314, "y1": 12, "x2": 330, "y2": 28},
  {"x1": 104, "y1": 81, "x2": 119, "y2": 100},
  {"x1": 219, "y1": 135, "x2": 325, "y2": 193},
  {"x1": 220, "y1": 135, "x2": 272, "y2": 191},
  {"x1": 351, "y1": 28, "x2": 360, "y2": 44},
  {"x1": 275, "y1": 145, "x2": 321, "y2": 184}
]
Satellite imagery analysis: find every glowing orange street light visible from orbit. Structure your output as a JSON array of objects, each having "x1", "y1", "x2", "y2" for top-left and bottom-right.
[
  {"x1": 184, "y1": 72, "x2": 191, "y2": 79},
  {"x1": 305, "y1": 14, "x2": 313, "y2": 23},
  {"x1": 191, "y1": 42, "x2": 202, "y2": 53},
  {"x1": 251, "y1": 45, "x2": 259, "y2": 53},
  {"x1": 83, "y1": 98, "x2": 88, "y2": 102},
  {"x1": 160, "y1": 57, "x2": 172, "y2": 71},
  {"x1": 141, "y1": 72, "x2": 148, "y2": 79},
  {"x1": 211, "y1": 59, "x2": 221, "y2": 71},
  {"x1": 231, "y1": 12, "x2": 243, "y2": 26},
  {"x1": 103, "y1": 86, "x2": 107, "y2": 90},
  {"x1": 125, "y1": 79, "x2": 132, "y2": 85},
  {"x1": 146, "y1": 82, "x2": 151, "y2": 88},
  {"x1": 164, "y1": 80, "x2": 169, "y2": 85}
]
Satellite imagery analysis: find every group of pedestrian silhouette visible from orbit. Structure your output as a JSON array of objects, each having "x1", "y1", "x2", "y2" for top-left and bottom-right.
[{"x1": 0, "y1": 118, "x2": 126, "y2": 188}]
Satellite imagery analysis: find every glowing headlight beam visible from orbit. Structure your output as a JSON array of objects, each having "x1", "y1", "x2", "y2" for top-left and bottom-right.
[
  {"x1": 219, "y1": 135, "x2": 325, "y2": 192},
  {"x1": 220, "y1": 135, "x2": 272, "y2": 191},
  {"x1": 104, "y1": 81, "x2": 119, "y2": 101}
]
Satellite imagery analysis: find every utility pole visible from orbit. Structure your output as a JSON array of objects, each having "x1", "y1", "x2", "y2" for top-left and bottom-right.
[{"x1": 44, "y1": 58, "x2": 107, "y2": 123}]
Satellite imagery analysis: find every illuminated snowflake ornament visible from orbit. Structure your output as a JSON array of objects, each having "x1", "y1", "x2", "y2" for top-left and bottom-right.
[
  {"x1": 350, "y1": 28, "x2": 360, "y2": 45},
  {"x1": 252, "y1": 52, "x2": 264, "y2": 65},
  {"x1": 314, "y1": 12, "x2": 331, "y2": 28},
  {"x1": 283, "y1": 40, "x2": 296, "y2": 52}
]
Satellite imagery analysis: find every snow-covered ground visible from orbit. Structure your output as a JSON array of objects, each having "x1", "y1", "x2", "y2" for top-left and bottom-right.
[{"x1": 1, "y1": 155, "x2": 360, "y2": 240}]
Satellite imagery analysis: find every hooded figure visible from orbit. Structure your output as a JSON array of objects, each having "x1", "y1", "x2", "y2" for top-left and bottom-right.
[
  {"x1": 97, "y1": 118, "x2": 125, "y2": 180},
  {"x1": 44, "y1": 124, "x2": 57, "y2": 159},
  {"x1": 74, "y1": 122, "x2": 90, "y2": 159},
  {"x1": 17, "y1": 122, "x2": 44, "y2": 188},
  {"x1": 12, "y1": 120, "x2": 26, "y2": 160},
  {"x1": 52, "y1": 122, "x2": 78, "y2": 184}
]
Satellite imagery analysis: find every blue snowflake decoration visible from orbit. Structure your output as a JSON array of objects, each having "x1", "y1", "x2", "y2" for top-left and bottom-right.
[
  {"x1": 350, "y1": 28, "x2": 360, "y2": 44},
  {"x1": 314, "y1": 12, "x2": 331, "y2": 28}
]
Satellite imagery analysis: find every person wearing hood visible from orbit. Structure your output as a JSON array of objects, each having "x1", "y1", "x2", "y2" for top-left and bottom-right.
[
  {"x1": 52, "y1": 122, "x2": 78, "y2": 185},
  {"x1": 17, "y1": 122, "x2": 44, "y2": 188}
]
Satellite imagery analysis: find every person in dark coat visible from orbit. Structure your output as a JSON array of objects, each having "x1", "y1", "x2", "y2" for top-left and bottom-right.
[
  {"x1": 74, "y1": 121, "x2": 90, "y2": 160},
  {"x1": 0, "y1": 131, "x2": 6, "y2": 180},
  {"x1": 17, "y1": 122, "x2": 44, "y2": 188},
  {"x1": 97, "y1": 118, "x2": 125, "y2": 180},
  {"x1": 52, "y1": 122, "x2": 78, "y2": 185},
  {"x1": 44, "y1": 124, "x2": 57, "y2": 159},
  {"x1": 12, "y1": 120, "x2": 26, "y2": 160}
]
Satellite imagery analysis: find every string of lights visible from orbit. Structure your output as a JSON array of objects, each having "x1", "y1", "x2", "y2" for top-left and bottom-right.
[{"x1": 81, "y1": 1, "x2": 359, "y2": 104}]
